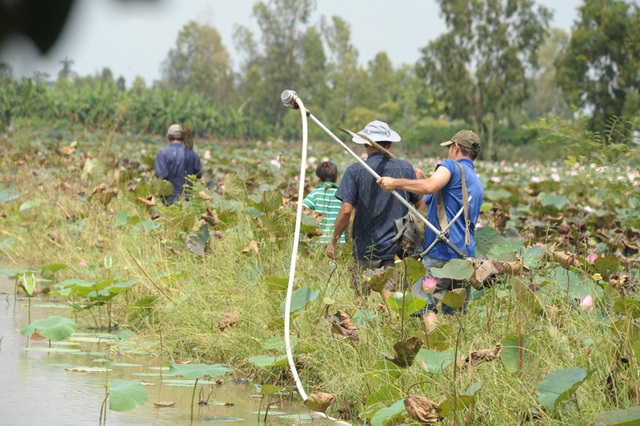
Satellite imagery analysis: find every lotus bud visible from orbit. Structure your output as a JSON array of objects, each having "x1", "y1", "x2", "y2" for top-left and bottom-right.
[
  {"x1": 422, "y1": 278, "x2": 437, "y2": 294},
  {"x1": 579, "y1": 294, "x2": 593, "y2": 310},
  {"x1": 586, "y1": 253, "x2": 598, "y2": 265}
]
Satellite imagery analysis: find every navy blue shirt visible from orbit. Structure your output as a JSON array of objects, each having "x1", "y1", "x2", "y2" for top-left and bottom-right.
[
  {"x1": 336, "y1": 152, "x2": 422, "y2": 261},
  {"x1": 154, "y1": 143, "x2": 203, "y2": 204},
  {"x1": 423, "y1": 158, "x2": 484, "y2": 259}
]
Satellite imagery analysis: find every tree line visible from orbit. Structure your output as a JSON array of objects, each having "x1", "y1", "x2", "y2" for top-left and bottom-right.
[{"x1": 0, "y1": 0, "x2": 638, "y2": 160}]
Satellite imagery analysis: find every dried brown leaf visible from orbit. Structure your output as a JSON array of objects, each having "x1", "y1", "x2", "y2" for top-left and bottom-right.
[
  {"x1": 609, "y1": 274, "x2": 636, "y2": 295},
  {"x1": 217, "y1": 307, "x2": 240, "y2": 331},
  {"x1": 241, "y1": 240, "x2": 259, "y2": 254},
  {"x1": 201, "y1": 208, "x2": 219, "y2": 227},
  {"x1": 329, "y1": 310, "x2": 359, "y2": 341},
  {"x1": 198, "y1": 190, "x2": 212, "y2": 201},
  {"x1": 91, "y1": 183, "x2": 107, "y2": 194},
  {"x1": 404, "y1": 395, "x2": 442, "y2": 424},
  {"x1": 137, "y1": 195, "x2": 157, "y2": 207},
  {"x1": 303, "y1": 391, "x2": 335, "y2": 413},
  {"x1": 471, "y1": 260, "x2": 501, "y2": 289},
  {"x1": 501, "y1": 261, "x2": 525, "y2": 276},
  {"x1": 383, "y1": 337, "x2": 423, "y2": 367},
  {"x1": 623, "y1": 240, "x2": 639, "y2": 255},
  {"x1": 60, "y1": 145, "x2": 75, "y2": 156},
  {"x1": 153, "y1": 401, "x2": 175, "y2": 407},
  {"x1": 552, "y1": 251, "x2": 580, "y2": 268},
  {"x1": 457, "y1": 343, "x2": 502, "y2": 368}
]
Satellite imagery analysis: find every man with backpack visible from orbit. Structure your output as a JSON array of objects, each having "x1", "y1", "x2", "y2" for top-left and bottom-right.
[
  {"x1": 377, "y1": 130, "x2": 484, "y2": 325},
  {"x1": 326, "y1": 120, "x2": 424, "y2": 297}
]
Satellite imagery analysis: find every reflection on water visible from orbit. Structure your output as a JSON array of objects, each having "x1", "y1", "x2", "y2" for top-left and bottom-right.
[{"x1": 0, "y1": 277, "x2": 332, "y2": 426}]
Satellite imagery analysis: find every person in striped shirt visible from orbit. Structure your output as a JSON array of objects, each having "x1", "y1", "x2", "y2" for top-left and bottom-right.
[{"x1": 302, "y1": 161, "x2": 346, "y2": 246}]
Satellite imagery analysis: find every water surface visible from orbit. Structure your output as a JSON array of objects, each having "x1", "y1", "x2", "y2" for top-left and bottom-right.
[{"x1": 0, "y1": 276, "x2": 332, "y2": 425}]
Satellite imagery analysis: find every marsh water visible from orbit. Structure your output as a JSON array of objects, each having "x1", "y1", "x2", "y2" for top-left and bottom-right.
[{"x1": 0, "y1": 276, "x2": 334, "y2": 426}]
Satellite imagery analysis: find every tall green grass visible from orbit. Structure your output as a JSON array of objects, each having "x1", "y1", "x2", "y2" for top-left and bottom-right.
[{"x1": 1, "y1": 120, "x2": 639, "y2": 424}]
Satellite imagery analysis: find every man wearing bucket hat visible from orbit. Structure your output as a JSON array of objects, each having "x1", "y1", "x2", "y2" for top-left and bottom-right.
[
  {"x1": 326, "y1": 120, "x2": 424, "y2": 297},
  {"x1": 377, "y1": 130, "x2": 484, "y2": 325},
  {"x1": 154, "y1": 124, "x2": 203, "y2": 205}
]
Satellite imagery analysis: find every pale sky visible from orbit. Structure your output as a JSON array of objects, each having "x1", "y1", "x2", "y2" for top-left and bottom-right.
[{"x1": 0, "y1": 0, "x2": 583, "y2": 85}]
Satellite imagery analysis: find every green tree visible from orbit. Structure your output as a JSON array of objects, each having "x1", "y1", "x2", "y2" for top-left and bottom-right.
[
  {"x1": 280, "y1": 25, "x2": 329, "y2": 141},
  {"x1": 416, "y1": 0, "x2": 551, "y2": 159},
  {"x1": 320, "y1": 16, "x2": 367, "y2": 127},
  {"x1": 365, "y1": 52, "x2": 397, "y2": 115},
  {"x1": 233, "y1": 25, "x2": 268, "y2": 138},
  {"x1": 234, "y1": 0, "x2": 316, "y2": 138},
  {"x1": 162, "y1": 21, "x2": 234, "y2": 108},
  {"x1": 299, "y1": 26, "x2": 329, "y2": 109},
  {"x1": 523, "y1": 27, "x2": 572, "y2": 120},
  {"x1": 555, "y1": 0, "x2": 640, "y2": 134}
]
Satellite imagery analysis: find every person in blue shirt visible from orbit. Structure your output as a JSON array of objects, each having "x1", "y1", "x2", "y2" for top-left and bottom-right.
[
  {"x1": 154, "y1": 124, "x2": 203, "y2": 205},
  {"x1": 326, "y1": 120, "x2": 424, "y2": 298},
  {"x1": 377, "y1": 130, "x2": 484, "y2": 325}
]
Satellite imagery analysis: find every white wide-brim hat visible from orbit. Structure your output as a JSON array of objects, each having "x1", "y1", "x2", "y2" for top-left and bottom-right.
[{"x1": 352, "y1": 120, "x2": 401, "y2": 144}]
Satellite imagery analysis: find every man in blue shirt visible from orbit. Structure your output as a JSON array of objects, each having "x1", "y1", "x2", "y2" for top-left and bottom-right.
[
  {"x1": 154, "y1": 124, "x2": 203, "y2": 205},
  {"x1": 326, "y1": 120, "x2": 424, "y2": 297},
  {"x1": 377, "y1": 130, "x2": 484, "y2": 325}
]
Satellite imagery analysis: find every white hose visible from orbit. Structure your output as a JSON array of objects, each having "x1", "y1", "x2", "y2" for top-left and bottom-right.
[{"x1": 283, "y1": 94, "x2": 352, "y2": 426}]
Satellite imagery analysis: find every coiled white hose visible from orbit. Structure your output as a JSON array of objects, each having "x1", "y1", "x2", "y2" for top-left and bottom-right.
[{"x1": 283, "y1": 94, "x2": 352, "y2": 426}]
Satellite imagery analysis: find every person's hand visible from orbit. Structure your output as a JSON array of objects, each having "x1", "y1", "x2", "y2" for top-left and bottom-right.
[
  {"x1": 414, "y1": 167, "x2": 426, "y2": 179},
  {"x1": 325, "y1": 242, "x2": 336, "y2": 259},
  {"x1": 377, "y1": 177, "x2": 396, "y2": 192}
]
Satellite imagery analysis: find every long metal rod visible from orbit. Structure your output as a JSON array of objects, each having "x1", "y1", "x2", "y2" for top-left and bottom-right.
[{"x1": 304, "y1": 110, "x2": 468, "y2": 259}]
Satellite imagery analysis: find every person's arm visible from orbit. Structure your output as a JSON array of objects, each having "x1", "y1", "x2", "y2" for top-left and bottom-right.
[
  {"x1": 377, "y1": 166, "x2": 451, "y2": 195},
  {"x1": 193, "y1": 153, "x2": 203, "y2": 179},
  {"x1": 325, "y1": 201, "x2": 353, "y2": 259},
  {"x1": 154, "y1": 152, "x2": 168, "y2": 179},
  {"x1": 302, "y1": 191, "x2": 316, "y2": 210}
]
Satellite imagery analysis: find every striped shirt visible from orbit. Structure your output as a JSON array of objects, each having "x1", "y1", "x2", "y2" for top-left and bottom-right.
[{"x1": 302, "y1": 182, "x2": 346, "y2": 245}]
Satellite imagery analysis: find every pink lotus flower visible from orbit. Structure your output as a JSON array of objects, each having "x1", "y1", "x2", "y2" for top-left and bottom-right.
[
  {"x1": 586, "y1": 253, "x2": 598, "y2": 265},
  {"x1": 422, "y1": 278, "x2": 437, "y2": 294},
  {"x1": 579, "y1": 294, "x2": 593, "y2": 310},
  {"x1": 79, "y1": 259, "x2": 87, "y2": 267}
]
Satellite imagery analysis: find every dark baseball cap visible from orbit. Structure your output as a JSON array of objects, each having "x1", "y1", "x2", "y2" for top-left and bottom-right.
[{"x1": 440, "y1": 130, "x2": 480, "y2": 148}]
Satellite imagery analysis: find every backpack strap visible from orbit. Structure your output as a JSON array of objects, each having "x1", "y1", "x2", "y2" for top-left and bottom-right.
[{"x1": 435, "y1": 161, "x2": 471, "y2": 246}]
